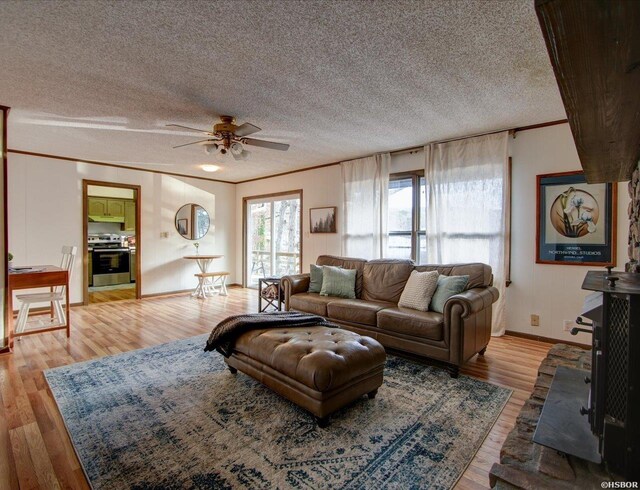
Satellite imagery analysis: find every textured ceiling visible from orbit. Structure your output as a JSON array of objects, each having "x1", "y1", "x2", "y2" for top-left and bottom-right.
[{"x1": 0, "y1": 0, "x2": 565, "y2": 182}]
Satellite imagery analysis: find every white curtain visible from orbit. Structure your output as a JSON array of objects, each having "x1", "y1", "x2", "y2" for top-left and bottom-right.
[
  {"x1": 425, "y1": 132, "x2": 509, "y2": 336},
  {"x1": 341, "y1": 153, "x2": 390, "y2": 259}
]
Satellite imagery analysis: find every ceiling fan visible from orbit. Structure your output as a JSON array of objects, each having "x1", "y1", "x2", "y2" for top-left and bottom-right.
[{"x1": 167, "y1": 115, "x2": 289, "y2": 160}]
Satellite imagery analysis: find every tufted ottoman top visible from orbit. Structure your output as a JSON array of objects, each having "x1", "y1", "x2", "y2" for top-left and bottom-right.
[{"x1": 233, "y1": 326, "x2": 386, "y2": 392}]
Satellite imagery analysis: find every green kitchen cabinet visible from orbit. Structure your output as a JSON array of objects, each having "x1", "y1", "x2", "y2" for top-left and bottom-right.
[
  {"x1": 124, "y1": 201, "x2": 136, "y2": 231},
  {"x1": 88, "y1": 197, "x2": 108, "y2": 217},
  {"x1": 88, "y1": 197, "x2": 128, "y2": 219},
  {"x1": 107, "y1": 199, "x2": 125, "y2": 218}
]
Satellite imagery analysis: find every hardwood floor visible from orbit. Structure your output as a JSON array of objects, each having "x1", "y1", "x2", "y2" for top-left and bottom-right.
[
  {"x1": 88, "y1": 284, "x2": 136, "y2": 304},
  {"x1": 0, "y1": 288, "x2": 552, "y2": 489},
  {"x1": 456, "y1": 336, "x2": 551, "y2": 489}
]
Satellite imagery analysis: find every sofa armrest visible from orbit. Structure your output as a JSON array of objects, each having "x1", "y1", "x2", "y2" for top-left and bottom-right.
[
  {"x1": 444, "y1": 286, "x2": 499, "y2": 366},
  {"x1": 445, "y1": 287, "x2": 499, "y2": 318},
  {"x1": 281, "y1": 273, "x2": 310, "y2": 310}
]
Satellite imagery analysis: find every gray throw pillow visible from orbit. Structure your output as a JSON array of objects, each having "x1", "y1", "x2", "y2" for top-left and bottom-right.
[
  {"x1": 398, "y1": 270, "x2": 440, "y2": 311},
  {"x1": 429, "y1": 275, "x2": 469, "y2": 313},
  {"x1": 308, "y1": 264, "x2": 323, "y2": 293},
  {"x1": 320, "y1": 266, "x2": 357, "y2": 299}
]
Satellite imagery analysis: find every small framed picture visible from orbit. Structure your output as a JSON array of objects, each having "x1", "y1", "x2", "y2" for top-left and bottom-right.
[
  {"x1": 309, "y1": 207, "x2": 337, "y2": 233},
  {"x1": 536, "y1": 170, "x2": 617, "y2": 266}
]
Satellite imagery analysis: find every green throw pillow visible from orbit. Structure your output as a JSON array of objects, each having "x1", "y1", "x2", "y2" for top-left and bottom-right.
[
  {"x1": 320, "y1": 266, "x2": 357, "y2": 299},
  {"x1": 308, "y1": 264, "x2": 324, "y2": 293},
  {"x1": 429, "y1": 275, "x2": 469, "y2": 313}
]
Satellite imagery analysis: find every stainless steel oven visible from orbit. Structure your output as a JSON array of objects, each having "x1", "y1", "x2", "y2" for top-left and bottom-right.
[{"x1": 92, "y1": 248, "x2": 131, "y2": 286}]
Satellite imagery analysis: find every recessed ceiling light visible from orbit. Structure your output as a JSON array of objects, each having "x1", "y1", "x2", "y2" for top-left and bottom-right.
[{"x1": 201, "y1": 164, "x2": 221, "y2": 173}]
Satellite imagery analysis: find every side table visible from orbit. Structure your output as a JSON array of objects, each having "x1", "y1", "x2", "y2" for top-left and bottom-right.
[{"x1": 258, "y1": 277, "x2": 282, "y2": 312}]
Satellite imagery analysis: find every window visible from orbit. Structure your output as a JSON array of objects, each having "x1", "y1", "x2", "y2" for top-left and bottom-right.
[{"x1": 387, "y1": 171, "x2": 426, "y2": 263}]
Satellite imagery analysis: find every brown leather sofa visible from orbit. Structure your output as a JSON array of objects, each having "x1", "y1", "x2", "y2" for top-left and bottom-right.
[{"x1": 281, "y1": 255, "x2": 499, "y2": 377}]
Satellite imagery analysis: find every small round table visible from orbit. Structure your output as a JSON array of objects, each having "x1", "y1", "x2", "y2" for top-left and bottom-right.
[{"x1": 183, "y1": 255, "x2": 223, "y2": 298}]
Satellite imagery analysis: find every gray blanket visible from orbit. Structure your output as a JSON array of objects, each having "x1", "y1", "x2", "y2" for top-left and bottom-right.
[{"x1": 204, "y1": 311, "x2": 338, "y2": 357}]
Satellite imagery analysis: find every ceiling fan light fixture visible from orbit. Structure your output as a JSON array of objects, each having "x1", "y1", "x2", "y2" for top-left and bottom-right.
[
  {"x1": 232, "y1": 148, "x2": 250, "y2": 161},
  {"x1": 201, "y1": 164, "x2": 221, "y2": 173},
  {"x1": 203, "y1": 142, "x2": 218, "y2": 155},
  {"x1": 230, "y1": 141, "x2": 244, "y2": 156}
]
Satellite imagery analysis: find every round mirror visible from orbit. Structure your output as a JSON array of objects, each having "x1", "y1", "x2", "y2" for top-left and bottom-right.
[{"x1": 175, "y1": 204, "x2": 210, "y2": 240}]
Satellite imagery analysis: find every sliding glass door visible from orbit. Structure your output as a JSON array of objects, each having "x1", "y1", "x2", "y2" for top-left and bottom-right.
[{"x1": 245, "y1": 191, "x2": 302, "y2": 288}]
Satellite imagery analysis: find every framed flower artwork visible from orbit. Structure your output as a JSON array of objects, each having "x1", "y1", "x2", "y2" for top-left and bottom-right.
[{"x1": 536, "y1": 170, "x2": 617, "y2": 266}]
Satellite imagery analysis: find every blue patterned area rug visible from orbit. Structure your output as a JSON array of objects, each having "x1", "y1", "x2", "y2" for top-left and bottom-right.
[{"x1": 45, "y1": 335, "x2": 511, "y2": 489}]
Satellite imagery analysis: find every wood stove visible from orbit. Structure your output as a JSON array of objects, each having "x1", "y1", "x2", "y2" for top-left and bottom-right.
[
  {"x1": 579, "y1": 271, "x2": 640, "y2": 480},
  {"x1": 534, "y1": 270, "x2": 639, "y2": 481}
]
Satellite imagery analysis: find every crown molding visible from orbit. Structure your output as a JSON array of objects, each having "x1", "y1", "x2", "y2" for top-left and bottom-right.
[
  {"x1": 7, "y1": 149, "x2": 235, "y2": 184},
  {"x1": 8, "y1": 119, "x2": 569, "y2": 186}
]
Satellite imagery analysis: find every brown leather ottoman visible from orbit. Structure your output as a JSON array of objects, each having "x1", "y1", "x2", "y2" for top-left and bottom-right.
[{"x1": 225, "y1": 326, "x2": 386, "y2": 427}]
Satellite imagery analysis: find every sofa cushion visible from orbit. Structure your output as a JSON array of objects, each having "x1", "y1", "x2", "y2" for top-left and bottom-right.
[
  {"x1": 430, "y1": 275, "x2": 469, "y2": 313},
  {"x1": 398, "y1": 270, "x2": 439, "y2": 311},
  {"x1": 289, "y1": 293, "x2": 335, "y2": 316},
  {"x1": 308, "y1": 264, "x2": 323, "y2": 293},
  {"x1": 377, "y1": 307, "x2": 444, "y2": 341},
  {"x1": 413, "y1": 263, "x2": 491, "y2": 289},
  {"x1": 362, "y1": 259, "x2": 414, "y2": 303},
  {"x1": 316, "y1": 255, "x2": 367, "y2": 298},
  {"x1": 327, "y1": 299, "x2": 395, "y2": 326},
  {"x1": 320, "y1": 266, "x2": 357, "y2": 298}
]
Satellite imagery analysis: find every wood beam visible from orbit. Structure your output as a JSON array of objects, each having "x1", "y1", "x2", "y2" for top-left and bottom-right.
[{"x1": 536, "y1": 0, "x2": 640, "y2": 183}]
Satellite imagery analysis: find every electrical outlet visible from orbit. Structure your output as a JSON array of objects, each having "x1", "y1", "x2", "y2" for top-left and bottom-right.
[
  {"x1": 530, "y1": 314, "x2": 540, "y2": 327},
  {"x1": 563, "y1": 320, "x2": 574, "y2": 332}
]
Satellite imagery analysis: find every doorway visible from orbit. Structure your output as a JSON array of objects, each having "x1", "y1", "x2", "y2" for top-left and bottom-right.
[
  {"x1": 243, "y1": 190, "x2": 302, "y2": 288},
  {"x1": 82, "y1": 180, "x2": 141, "y2": 304}
]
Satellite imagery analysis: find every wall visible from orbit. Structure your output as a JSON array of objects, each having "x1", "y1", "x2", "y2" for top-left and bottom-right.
[
  {"x1": 234, "y1": 124, "x2": 631, "y2": 342},
  {"x1": 233, "y1": 155, "x2": 424, "y2": 281},
  {"x1": 235, "y1": 165, "x2": 343, "y2": 282},
  {"x1": 508, "y1": 125, "x2": 628, "y2": 343},
  {"x1": 87, "y1": 185, "x2": 134, "y2": 199},
  {"x1": 8, "y1": 154, "x2": 236, "y2": 304},
  {"x1": 8, "y1": 124, "x2": 630, "y2": 342}
]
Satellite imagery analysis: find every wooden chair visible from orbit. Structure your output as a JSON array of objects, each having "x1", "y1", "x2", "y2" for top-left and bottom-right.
[
  {"x1": 14, "y1": 246, "x2": 77, "y2": 334},
  {"x1": 250, "y1": 255, "x2": 266, "y2": 277},
  {"x1": 193, "y1": 271, "x2": 229, "y2": 298}
]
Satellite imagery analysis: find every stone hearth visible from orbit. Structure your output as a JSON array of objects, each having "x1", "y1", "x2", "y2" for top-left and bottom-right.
[{"x1": 489, "y1": 344, "x2": 612, "y2": 489}]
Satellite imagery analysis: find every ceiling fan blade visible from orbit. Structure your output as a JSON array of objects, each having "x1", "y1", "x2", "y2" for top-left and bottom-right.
[
  {"x1": 166, "y1": 124, "x2": 211, "y2": 134},
  {"x1": 234, "y1": 122, "x2": 261, "y2": 137},
  {"x1": 172, "y1": 139, "x2": 216, "y2": 149},
  {"x1": 242, "y1": 138, "x2": 290, "y2": 151}
]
